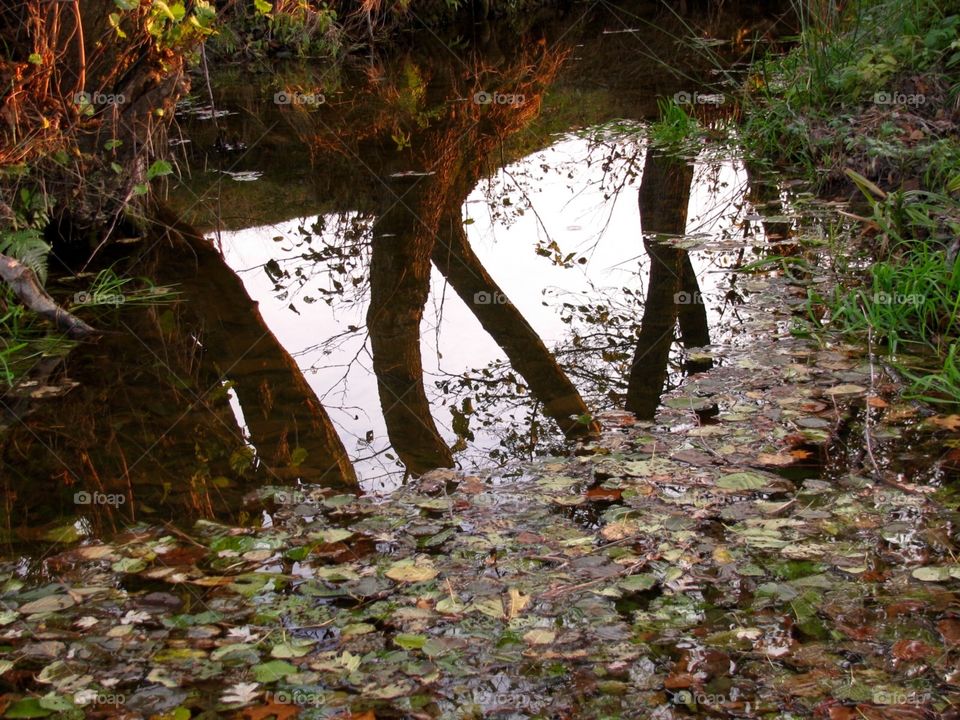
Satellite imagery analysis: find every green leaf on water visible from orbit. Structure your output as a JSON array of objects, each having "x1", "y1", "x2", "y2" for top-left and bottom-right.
[
  {"x1": 618, "y1": 574, "x2": 657, "y2": 592},
  {"x1": 311, "y1": 528, "x2": 353, "y2": 544},
  {"x1": 18, "y1": 595, "x2": 74, "y2": 615},
  {"x1": 252, "y1": 659, "x2": 296, "y2": 683},
  {"x1": 394, "y1": 634, "x2": 427, "y2": 650},
  {"x1": 270, "y1": 640, "x2": 314, "y2": 658},
  {"x1": 36, "y1": 695, "x2": 72, "y2": 713},
  {"x1": 385, "y1": 559, "x2": 438, "y2": 583},
  {"x1": 111, "y1": 557, "x2": 146, "y2": 573},
  {"x1": 717, "y1": 472, "x2": 769, "y2": 491},
  {"x1": 341, "y1": 622, "x2": 375, "y2": 636},
  {"x1": 41, "y1": 523, "x2": 82, "y2": 544},
  {"x1": 3, "y1": 698, "x2": 52, "y2": 718},
  {"x1": 435, "y1": 597, "x2": 465, "y2": 614},
  {"x1": 912, "y1": 566, "x2": 954, "y2": 582},
  {"x1": 470, "y1": 597, "x2": 504, "y2": 618}
]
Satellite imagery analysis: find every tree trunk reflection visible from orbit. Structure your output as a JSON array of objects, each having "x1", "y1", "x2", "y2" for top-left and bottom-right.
[{"x1": 625, "y1": 148, "x2": 711, "y2": 419}]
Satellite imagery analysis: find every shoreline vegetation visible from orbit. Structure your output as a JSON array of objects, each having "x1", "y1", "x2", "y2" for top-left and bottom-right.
[
  {"x1": 734, "y1": 0, "x2": 960, "y2": 403},
  {"x1": 648, "y1": 0, "x2": 960, "y2": 402}
]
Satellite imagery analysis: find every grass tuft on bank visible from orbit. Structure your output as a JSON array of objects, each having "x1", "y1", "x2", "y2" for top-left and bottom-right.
[{"x1": 738, "y1": 0, "x2": 960, "y2": 403}]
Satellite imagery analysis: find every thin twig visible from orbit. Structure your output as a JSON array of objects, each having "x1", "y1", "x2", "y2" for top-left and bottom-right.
[{"x1": 862, "y1": 306, "x2": 880, "y2": 479}]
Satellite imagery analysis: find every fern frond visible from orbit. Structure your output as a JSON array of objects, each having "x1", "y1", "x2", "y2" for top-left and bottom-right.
[{"x1": 0, "y1": 228, "x2": 51, "y2": 285}]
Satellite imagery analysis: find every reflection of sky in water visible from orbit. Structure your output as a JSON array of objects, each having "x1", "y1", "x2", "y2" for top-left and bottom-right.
[{"x1": 216, "y1": 128, "x2": 762, "y2": 491}]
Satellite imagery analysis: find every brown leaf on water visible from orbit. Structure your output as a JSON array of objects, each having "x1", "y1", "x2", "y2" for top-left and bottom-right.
[
  {"x1": 240, "y1": 700, "x2": 301, "y2": 720},
  {"x1": 885, "y1": 601, "x2": 926, "y2": 619},
  {"x1": 585, "y1": 486, "x2": 623, "y2": 501},
  {"x1": 153, "y1": 545, "x2": 208, "y2": 567},
  {"x1": 891, "y1": 638, "x2": 937, "y2": 661},
  {"x1": 516, "y1": 531, "x2": 544, "y2": 545},
  {"x1": 938, "y1": 618, "x2": 960, "y2": 645},
  {"x1": 834, "y1": 623, "x2": 876, "y2": 640},
  {"x1": 828, "y1": 707, "x2": 860, "y2": 720},
  {"x1": 828, "y1": 704, "x2": 931, "y2": 720},
  {"x1": 663, "y1": 673, "x2": 696, "y2": 689}
]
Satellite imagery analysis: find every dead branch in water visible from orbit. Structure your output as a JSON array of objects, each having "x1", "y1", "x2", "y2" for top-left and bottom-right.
[{"x1": 0, "y1": 253, "x2": 97, "y2": 339}]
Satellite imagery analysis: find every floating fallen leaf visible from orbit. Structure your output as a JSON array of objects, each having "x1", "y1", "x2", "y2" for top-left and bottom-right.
[
  {"x1": 585, "y1": 486, "x2": 623, "y2": 501},
  {"x1": 716, "y1": 472, "x2": 769, "y2": 491},
  {"x1": 600, "y1": 520, "x2": 639, "y2": 541},
  {"x1": 928, "y1": 415, "x2": 960, "y2": 431},
  {"x1": 825, "y1": 383, "x2": 866, "y2": 396},
  {"x1": 72, "y1": 545, "x2": 116, "y2": 561},
  {"x1": 241, "y1": 700, "x2": 300, "y2": 720},
  {"x1": 385, "y1": 558, "x2": 438, "y2": 583},
  {"x1": 507, "y1": 588, "x2": 531, "y2": 619},
  {"x1": 912, "y1": 566, "x2": 957, "y2": 582},
  {"x1": 393, "y1": 633, "x2": 426, "y2": 650},
  {"x1": 435, "y1": 597, "x2": 465, "y2": 614},
  {"x1": 252, "y1": 660, "x2": 296, "y2": 683},
  {"x1": 891, "y1": 639, "x2": 936, "y2": 661},
  {"x1": 939, "y1": 618, "x2": 960, "y2": 645},
  {"x1": 618, "y1": 574, "x2": 656, "y2": 592},
  {"x1": 120, "y1": 610, "x2": 150, "y2": 625},
  {"x1": 470, "y1": 597, "x2": 505, "y2": 619},
  {"x1": 270, "y1": 639, "x2": 314, "y2": 658},
  {"x1": 755, "y1": 452, "x2": 796, "y2": 466},
  {"x1": 362, "y1": 680, "x2": 412, "y2": 699},
  {"x1": 523, "y1": 629, "x2": 556, "y2": 645},
  {"x1": 222, "y1": 683, "x2": 262, "y2": 707},
  {"x1": 19, "y1": 595, "x2": 75, "y2": 615}
]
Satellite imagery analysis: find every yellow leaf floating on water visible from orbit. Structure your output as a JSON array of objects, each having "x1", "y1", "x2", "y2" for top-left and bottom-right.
[
  {"x1": 712, "y1": 546, "x2": 734, "y2": 565},
  {"x1": 507, "y1": 588, "x2": 531, "y2": 619},
  {"x1": 600, "y1": 520, "x2": 640, "y2": 541},
  {"x1": 385, "y1": 558, "x2": 438, "y2": 583},
  {"x1": 471, "y1": 597, "x2": 505, "y2": 618},
  {"x1": 928, "y1": 415, "x2": 960, "y2": 431},
  {"x1": 755, "y1": 453, "x2": 795, "y2": 467}
]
